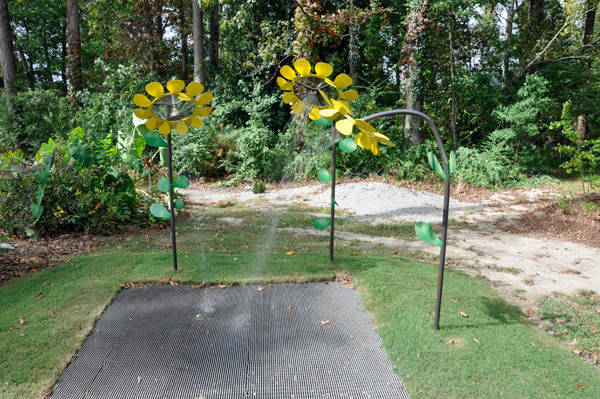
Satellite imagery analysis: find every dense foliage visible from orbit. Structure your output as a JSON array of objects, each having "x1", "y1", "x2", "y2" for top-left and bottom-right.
[{"x1": 1, "y1": 0, "x2": 599, "y2": 201}]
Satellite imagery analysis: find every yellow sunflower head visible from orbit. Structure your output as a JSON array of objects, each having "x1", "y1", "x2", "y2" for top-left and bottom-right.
[
  {"x1": 277, "y1": 60, "x2": 358, "y2": 120},
  {"x1": 133, "y1": 80, "x2": 213, "y2": 135},
  {"x1": 320, "y1": 99, "x2": 395, "y2": 156}
]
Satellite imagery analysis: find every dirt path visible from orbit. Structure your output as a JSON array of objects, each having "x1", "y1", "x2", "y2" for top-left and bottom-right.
[{"x1": 181, "y1": 183, "x2": 600, "y2": 320}]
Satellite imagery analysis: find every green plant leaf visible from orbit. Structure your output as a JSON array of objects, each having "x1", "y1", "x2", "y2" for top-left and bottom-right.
[
  {"x1": 150, "y1": 203, "x2": 171, "y2": 219},
  {"x1": 126, "y1": 155, "x2": 144, "y2": 174},
  {"x1": 449, "y1": 151, "x2": 456, "y2": 174},
  {"x1": 144, "y1": 131, "x2": 168, "y2": 148},
  {"x1": 414, "y1": 221, "x2": 442, "y2": 248},
  {"x1": 30, "y1": 203, "x2": 43, "y2": 220},
  {"x1": 314, "y1": 116, "x2": 333, "y2": 127},
  {"x1": 36, "y1": 185, "x2": 45, "y2": 205},
  {"x1": 69, "y1": 142, "x2": 93, "y2": 168},
  {"x1": 317, "y1": 168, "x2": 332, "y2": 182},
  {"x1": 159, "y1": 148, "x2": 169, "y2": 167},
  {"x1": 172, "y1": 175, "x2": 190, "y2": 189},
  {"x1": 312, "y1": 217, "x2": 331, "y2": 230},
  {"x1": 157, "y1": 177, "x2": 170, "y2": 192},
  {"x1": 174, "y1": 199, "x2": 184, "y2": 209},
  {"x1": 24, "y1": 227, "x2": 38, "y2": 238},
  {"x1": 427, "y1": 152, "x2": 446, "y2": 180},
  {"x1": 337, "y1": 137, "x2": 357, "y2": 153},
  {"x1": 35, "y1": 169, "x2": 51, "y2": 186}
]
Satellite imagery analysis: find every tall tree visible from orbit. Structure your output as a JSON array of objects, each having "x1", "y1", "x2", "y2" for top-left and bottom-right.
[
  {"x1": 502, "y1": 0, "x2": 516, "y2": 90},
  {"x1": 193, "y1": 0, "x2": 205, "y2": 85},
  {"x1": 0, "y1": 0, "x2": 18, "y2": 101},
  {"x1": 180, "y1": 0, "x2": 188, "y2": 79},
  {"x1": 66, "y1": 0, "x2": 82, "y2": 100},
  {"x1": 208, "y1": 0, "x2": 219, "y2": 77},
  {"x1": 576, "y1": 0, "x2": 597, "y2": 141}
]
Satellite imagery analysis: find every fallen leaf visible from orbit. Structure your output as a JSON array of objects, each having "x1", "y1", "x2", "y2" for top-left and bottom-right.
[
  {"x1": 42, "y1": 281, "x2": 50, "y2": 286},
  {"x1": 256, "y1": 286, "x2": 265, "y2": 291},
  {"x1": 169, "y1": 277, "x2": 178, "y2": 286},
  {"x1": 350, "y1": 250, "x2": 358, "y2": 256},
  {"x1": 9, "y1": 325, "x2": 17, "y2": 330},
  {"x1": 36, "y1": 292, "x2": 44, "y2": 299},
  {"x1": 577, "y1": 383, "x2": 585, "y2": 389},
  {"x1": 19, "y1": 316, "x2": 25, "y2": 324},
  {"x1": 286, "y1": 251, "x2": 298, "y2": 255},
  {"x1": 49, "y1": 310, "x2": 56, "y2": 318},
  {"x1": 137, "y1": 376, "x2": 141, "y2": 384},
  {"x1": 573, "y1": 348, "x2": 582, "y2": 355},
  {"x1": 450, "y1": 299, "x2": 459, "y2": 303},
  {"x1": 234, "y1": 257, "x2": 238, "y2": 261},
  {"x1": 288, "y1": 306, "x2": 292, "y2": 310},
  {"x1": 217, "y1": 284, "x2": 227, "y2": 289},
  {"x1": 459, "y1": 311, "x2": 469, "y2": 318},
  {"x1": 417, "y1": 353, "x2": 420, "y2": 358},
  {"x1": 95, "y1": 203, "x2": 101, "y2": 210},
  {"x1": 474, "y1": 338, "x2": 480, "y2": 344},
  {"x1": 321, "y1": 320, "x2": 330, "y2": 325}
]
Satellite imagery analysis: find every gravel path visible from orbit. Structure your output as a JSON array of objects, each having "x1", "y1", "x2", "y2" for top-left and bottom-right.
[{"x1": 181, "y1": 181, "x2": 476, "y2": 223}]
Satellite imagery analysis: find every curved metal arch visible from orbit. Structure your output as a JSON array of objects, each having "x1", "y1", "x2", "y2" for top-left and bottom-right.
[{"x1": 361, "y1": 109, "x2": 450, "y2": 331}]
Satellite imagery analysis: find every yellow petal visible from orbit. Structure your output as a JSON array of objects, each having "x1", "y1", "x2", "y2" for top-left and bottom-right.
[
  {"x1": 315, "y1": 62, "x2": 333, "y2": 78},
  {"x1": 341, "y1": 89, "x2": 358, "y2": 101},
  {"x1": 186, "y1": 82, "x2": 204, "y2": 97},
  {"x1": 372, "y1": 132, "x2": 395, "y2": 147},
  {"x1": 195, "y1": 106, "x2": 212, "y2": 117},
  {"x1": 333, "y1": 73, "x2": 352, "y2": 88},
  {"x1": 146, "y1": 82, "x2": 164, "y2": 98},
  {"x1": 134, "y1": 108, "x2": 153, "y2": 120},
  {"x1": 294, "y1": 59, "x2": 311, "y2": 76},
  {"x1": 145, "y1": 116, "x2": 161, "y2": 130},
  {"x1": 371, "y1": 141, "x2": 381, "y2": 156},
  {"x1": 291, "y1": 102, "x2": 304, "y2": 114},
  {"x1": 355, "y1": 119, "x2": 376, "y2": 132},
  {"x1": 133, "y1": 94, "x2": 152, "y2": 107},
  {"x1": 158, "y1": 121, "x2": 171, "y2": 135},
  {"x1": 308, "y1": 107, "x2": 321, "y2": 120},
  {"x1": 357, "y1": 131, "x2": 372, "y2": 149},
  {"x1": 281, "y1": 82, "x2": 293, "y2": 91},
  {"x1": 178, "y1": 93, "x2": 192, "y2": 102},
  {"x1": 317, "y1": 89, "x2": 333, "y2": 106},
  {"x1": 335, "y1": 119, "x2": 354, "y2": 136},
  {"x1": 319, "y1": 108, "x2": 339, "y2": 119},
  {"x1": 197, "y1": 92, "x2": 213, "y2": 105},
  {"x1": 331, "y1": 99, "x2": 350, "y2": 115},
  {"x1": 187, "y1": 115, "x2": 204, "y2": 128},
  {"x1": 280, "y1": 65, "x2": 296, "y2": 80},
  {"x1": 283, "y1": 91, "x2": 299, "y2": 104},
  {"x1": 338, "y1": 100, "x2": 352, "y2": 111},
  {"x1": 277, "y1": 77, "x2": 289, "y2": 89},
  {"x1": 167, "y1": 80, "x2": 185, "y2": 94},
  {"x1": 175, "y1": 121, "x2": 188, "y2": 134}
]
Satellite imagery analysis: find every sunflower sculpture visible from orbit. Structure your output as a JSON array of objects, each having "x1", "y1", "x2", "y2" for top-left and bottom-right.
[
  {"x1": 320, "y1": 99, "x2": 395, "y2": 156},
  {"x1": 277, "y1": 60, "x2": 358, "y2": 120},
  {"x1": 133, "y1": 80, "x2": 213, "y2": 135},
  {"x1": 133, "y1": 80, "x2": 213, "y2": 271}
]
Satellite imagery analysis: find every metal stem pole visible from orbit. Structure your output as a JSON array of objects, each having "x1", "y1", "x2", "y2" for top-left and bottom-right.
[
  {"x1": 167, "y1": 133, "x2": 178, "y2": 271},
  {"x1": 330, "y1": 127, "x2": 336, "y2": 262}
]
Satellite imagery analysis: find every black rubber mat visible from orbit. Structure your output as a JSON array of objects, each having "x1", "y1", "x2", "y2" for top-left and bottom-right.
[{"x1": 50, "y1": 283, "x2": 409, "y2": 398}]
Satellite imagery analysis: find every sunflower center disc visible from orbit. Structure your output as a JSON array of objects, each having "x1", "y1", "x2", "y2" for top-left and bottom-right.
[{"x1": 152, "y1": 95, "x2": 196, "y2": 121}]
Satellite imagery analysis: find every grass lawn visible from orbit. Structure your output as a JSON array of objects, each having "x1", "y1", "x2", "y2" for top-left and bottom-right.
[{"x1": 1, "y1": 202, "x2": 599, "y2": 398}]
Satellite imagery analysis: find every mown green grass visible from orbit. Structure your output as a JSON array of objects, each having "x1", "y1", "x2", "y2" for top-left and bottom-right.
[{"x1": 1, "y1": 204, "x2": 599, "y2": 399}]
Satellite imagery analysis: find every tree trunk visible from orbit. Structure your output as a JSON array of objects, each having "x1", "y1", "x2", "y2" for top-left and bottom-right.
[
  {"x1": 61, "y1": 34, "x2": 68, "y2": 95},
  {"x1": 154, "y1": 0, "x2": 165, "y2": 77},
  {"x1": 192, "y1": 0, "x2": 205, "y2": 85},
  {"x1": 448, "y1": 8, "x2": 457, "y2": 149},
  {"x1": 208, "y1": 0, "x2": 219, "y2": 77},
  {"x1": 502, "y1": 0, "x2": 515, "y2": 91},
  {"x1": 404, "y1": 57, "x2": 423, "y2": 146},
  {"x1": 66, "y1": 0, "x2": 82, "y2": 101},
  {"x1": 576, "y1": 0, "x2": 596, "y2": 141},
  {"x1": 0, "y1": 0, "x2": 17, "y2": 103},
  {"x1": 42, "y1": 28, "x2": 53, "y2": 84},
  {"x1": 180, "y1": 0, "x2": 188, "y2": 79},
  {"x1": 15, "y1": 40, "x2": 33, "y2": 89}
]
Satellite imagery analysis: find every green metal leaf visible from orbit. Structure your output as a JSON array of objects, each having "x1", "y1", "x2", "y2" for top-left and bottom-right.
[
  {"x1": 314, "y1": 116, "x2": 333, "y2": 127},
  {"x1": 150, "y1": 203, "x2": 171, "y2": 219},
  {"x1": 317, "y1": 168, "x2": 332, "y2": 182},
  {"x1": 159, "y1": 148, "x2": 169, "y2": 167},
  {"x1": 30, "y1": 203, "x2": 43, "y2": 220},
  {"x1": 174, "y1": 199, "x2": 184, "y2": 209},
  {"x1": 144, "y1": 131, "x2": 168, "y2": 148},
  {"x1": 69, "y1": 142, "x2": 93, "y2": 168},
  {"x1": 449, "y1": 151, "x2": 456, "y2": 174},
  {"x1": 35, "y1": 169, "x2": 51, "y2": 186},
  {"x1": 172, "y1": 175, "x2": 190, "y2": 189},
  {"x1": 157, "y1": 177, "x2": 170, "y2": 192},
  {"x1": 312, "y1": 217, "x2": 331, "y2": 230},
  {"x1": 414, "y1": 221, "x2": 442, "y2": 248},
  {"x1": 337, "y1": 137, "x2": 357, "y2": 153},
  {"x1": 427, "y1": 152, "x2": 446, "y2": 180}
]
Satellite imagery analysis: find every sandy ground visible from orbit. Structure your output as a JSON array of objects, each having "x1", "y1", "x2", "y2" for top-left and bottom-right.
[{"x1": 181, "y1": 183, "x2": 600, "y2": 322}]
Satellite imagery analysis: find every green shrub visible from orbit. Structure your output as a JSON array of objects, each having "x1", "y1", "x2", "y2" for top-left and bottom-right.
[
  {"x1": 0, "y1": 90, "x2": 71, "y2": 157},
  {"x1": 455, "y1": 143, "x2": 523, "y2": 188}
]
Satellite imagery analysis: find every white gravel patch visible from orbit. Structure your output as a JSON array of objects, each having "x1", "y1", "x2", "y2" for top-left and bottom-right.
[{"x1": 181, "y1": 182, "x2": 475, "y2": 223}]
